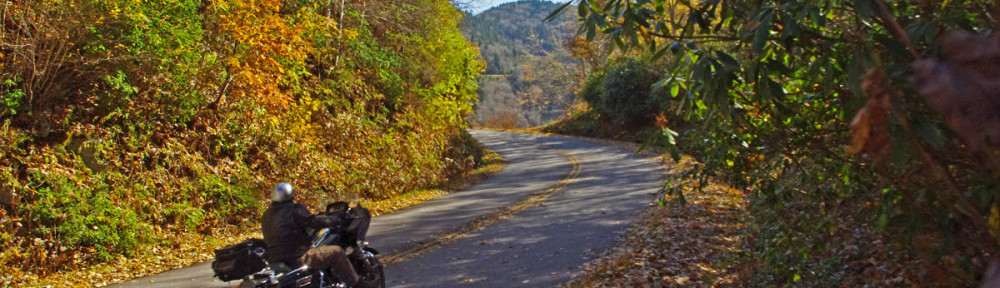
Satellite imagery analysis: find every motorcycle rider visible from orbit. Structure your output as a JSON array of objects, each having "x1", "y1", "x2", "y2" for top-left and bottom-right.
[{"x1": 262, "y1": 182, "x2": 378, "y2": 288}]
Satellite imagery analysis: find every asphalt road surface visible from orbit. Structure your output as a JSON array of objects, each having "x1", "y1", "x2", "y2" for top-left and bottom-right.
[{"x1": 112, "y1": 130, "x2": 664, "y2": 288}]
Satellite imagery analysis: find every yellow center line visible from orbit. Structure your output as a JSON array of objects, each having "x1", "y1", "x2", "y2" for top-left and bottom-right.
[{"x1": 381, "y1": 150, "x2": 581, "y2": 266}]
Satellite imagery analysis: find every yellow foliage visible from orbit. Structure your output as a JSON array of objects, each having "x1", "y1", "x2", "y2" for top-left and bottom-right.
[
  {"x1": 207, "y1": 0, "x2": 309, "y2": 110},
  {"x1": 342, "y1": 28, "x2": 359, "y2": 40}
]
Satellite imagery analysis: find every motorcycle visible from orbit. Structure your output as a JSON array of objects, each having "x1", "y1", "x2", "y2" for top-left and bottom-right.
[{"x1": 212, "y1": 201, "x2": 385, "y2": 288}]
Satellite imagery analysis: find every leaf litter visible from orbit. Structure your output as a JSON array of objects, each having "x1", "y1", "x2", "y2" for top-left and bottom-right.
[{"x1": 563, "y1": 153, "x2": 748, "y2": 288}]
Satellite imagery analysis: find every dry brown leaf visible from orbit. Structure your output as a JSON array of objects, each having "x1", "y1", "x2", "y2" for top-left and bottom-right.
[
  {"x1": 848, "y1": 69, "x2": 892, "y2": 159},
  {"x1": 562, "y1": 156, "x2": 747, "y2": 288}
]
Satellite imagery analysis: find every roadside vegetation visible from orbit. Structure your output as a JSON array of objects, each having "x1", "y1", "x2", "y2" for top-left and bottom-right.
[
  {"x1": 542, "y1": 0, "x2": 1000, "y2": 286},
  {"x1": 366, "y1": 148, "x2": 505, "y2": 216},
  {"x1": 0, "y1": 0, "x2": 485, "y2": 286}
]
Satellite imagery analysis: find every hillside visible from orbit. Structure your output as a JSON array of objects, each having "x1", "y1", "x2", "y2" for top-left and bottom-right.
[
  {"x1": 0, "y1": 0, "x2": 482, "y2": 285},
  {"x1": 460, "y1": 0, "x2": 580, "y2": 128}
]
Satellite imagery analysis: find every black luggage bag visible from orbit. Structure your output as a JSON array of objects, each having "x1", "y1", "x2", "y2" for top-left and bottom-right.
[
  {"x1": 325, "y1": 201, "x2": 372, "y2": 244},
  {"x1": 211, "y1": 238, "x2": 267, "y2": 281}
]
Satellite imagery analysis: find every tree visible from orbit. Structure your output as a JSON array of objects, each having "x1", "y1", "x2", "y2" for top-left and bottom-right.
[{"x1": 551, "y1": 0, "x2": 1000, "y2": 285}]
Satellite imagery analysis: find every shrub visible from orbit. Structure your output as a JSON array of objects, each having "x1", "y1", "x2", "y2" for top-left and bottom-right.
[
  {"x1": 197, "y1": 174, "x2": 261, "y2": 224},
  {"x1": 577, "y1": 71, "x2": 606, "y2": 109},
  {"x1": 579, "y1": 58, "x2": 662, "y2": 125},
  {"x1": 449, "y1": 129, "x2": 486, "y2": 166},
  {"x1": 483, "y1": 111, "x2": 523, "y2": 129},
  {"x1": 23, "y1": 171, "x2": 149, "y2": 262}
]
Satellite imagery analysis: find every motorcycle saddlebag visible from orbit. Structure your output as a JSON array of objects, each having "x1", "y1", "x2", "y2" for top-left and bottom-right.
[{"x1": 211, "y1": 238, "x2": 267, "y2": 281}]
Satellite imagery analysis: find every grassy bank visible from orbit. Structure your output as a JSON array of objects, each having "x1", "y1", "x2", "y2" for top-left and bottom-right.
[{"x1": 367, "y1": 148, "x2": 505, "y2": 216}]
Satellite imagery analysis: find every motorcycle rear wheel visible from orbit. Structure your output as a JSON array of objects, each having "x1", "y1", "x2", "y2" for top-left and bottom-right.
[{"x1": 362, "y1": 256, "x2": 385, "y2": 288}]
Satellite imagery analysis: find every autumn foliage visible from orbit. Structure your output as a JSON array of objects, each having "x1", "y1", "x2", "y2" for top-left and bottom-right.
[{"x1": 0, "y1": 0, "x2": 482, "y2": 285}]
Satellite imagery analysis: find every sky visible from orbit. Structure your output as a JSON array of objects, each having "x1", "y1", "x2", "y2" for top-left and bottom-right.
[{"x1": 459, "y1": 0, "x2": 570, "y2": 15}]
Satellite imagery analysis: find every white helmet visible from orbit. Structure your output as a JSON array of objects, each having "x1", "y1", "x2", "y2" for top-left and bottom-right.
[{"x1": 271, "y1": 182, "x2": 294, "y2": 202}]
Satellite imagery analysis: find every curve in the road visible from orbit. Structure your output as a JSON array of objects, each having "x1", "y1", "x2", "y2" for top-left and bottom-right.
[
  {"x1": 385, "y1": 131, "x2": 665, "y2": 288},
  {"x1": 111, "y1": 131, "x2": 664, "y2": 288}
]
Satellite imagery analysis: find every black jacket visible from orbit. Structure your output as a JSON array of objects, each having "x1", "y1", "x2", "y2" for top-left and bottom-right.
[{"x1": 261, "y1": 201, "x2": 339, "y2": 264}]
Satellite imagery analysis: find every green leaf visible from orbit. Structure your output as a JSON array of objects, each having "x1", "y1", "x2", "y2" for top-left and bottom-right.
[
  {"x1": 877, "y1": 189, "x2": 895, "y2": 231},
  {"x1": 661, "y1": 128, "x2": 683, "y2": 162},
  {"x1": 654, "y1": 0, "x2": 665, "y2": 14},
  {"x1": 747, "y1": 62, "x2": 760, "y2": 84},
  {"x1": 906, "y1": 21, "x2": 937, "y2": 44},
  {"x1": 651, "y1": 47, "x2": 669, "y2": 61},
  {"x1": 781, "y1": 13, "x2": 801, "y2": 40},
  {"x1": 767, "y1": 78, "x2": 785, "y2": 100},
  {"x1": 772, "y1": 99, "x2": 793, "y2": 117},
  {"x1": 912, "y1": 115, "x2": 945, "y2": 149},
  {"x1": 853, "y1": 0, "x2": 875, "y2": 18},
  {"x1": 752, "y1": 9, "x2": 773, "y2": 53},
  {"x1": 602, "y1": 0, "x2": 617, "y2": 13},
  {"x1": 594, "y1": 13, "x2": 607, "y2": 26},
  {"x1": 809, "y1": 5, "x2": 825, "y2": 26},
  {"x1": 691, "y1": 59, "x2": 709, "y2": 83},
  {"x1": 577, "y1": 0, "x2": 589, "y2": 18},
  {"x1": 545, "y1": 1, "x2": 574, "y2": 21},
  {"x1": 891, "y1": 133, "x2": 914, "y2": 168},
  {"x1": 586, "y1": 18, "x2": 597, "y2": 40},
  {"x1": 613, "y1": 35, "x2": 626, "y2": 50},
  {"x1": 846, "y1": 57, "x2": 866, "y2": 109},
  {"x1": 754, "y1": 73, "x2": 771, "y2": 101},
  {"x1": 714, "y1": 51, "x2": 740, "y2": 70},
  {"x1": 662, "y1": 127, "x2": 679, "y2": 145}
]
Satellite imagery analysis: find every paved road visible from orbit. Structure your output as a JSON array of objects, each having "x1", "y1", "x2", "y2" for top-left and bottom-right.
[{"x1": 112, "y1": 130, "x2": 664, "y2": 288}]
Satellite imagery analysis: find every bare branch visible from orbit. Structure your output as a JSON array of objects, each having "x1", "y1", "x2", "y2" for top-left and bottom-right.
[{"x1": 873, "y1": 0, "x2": 920, "y2": 60}]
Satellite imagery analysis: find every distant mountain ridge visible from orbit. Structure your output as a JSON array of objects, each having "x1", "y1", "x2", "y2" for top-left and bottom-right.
[
  {"x1": 461, "y1": 0, "x2": 576, "y2": 74},
  {"x1": 460, "y1": 0, "x2": 580, "y2": 128}
]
